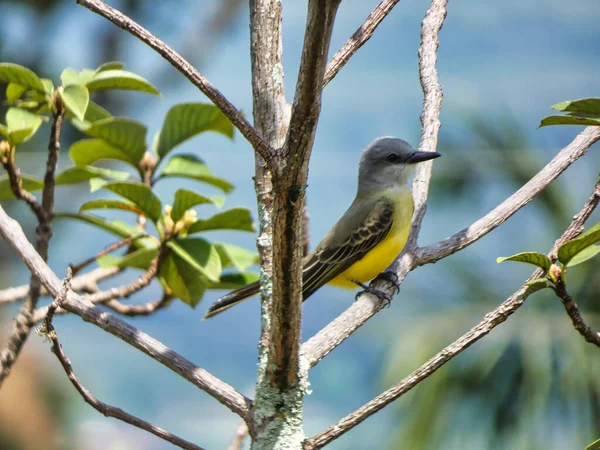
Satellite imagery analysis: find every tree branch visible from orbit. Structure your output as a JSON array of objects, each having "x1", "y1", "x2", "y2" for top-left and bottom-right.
[
  {"x1": 103, "y1": 294, "x2": 173, "y2": 317},
  {"x1": 226, "y1": 422, "x2": 249, "y2": 450},
  {"x1": 323, "y1": 0, "x2": 401, "y2": 87},
  {"x1": 41, "y1": 272, "x2": 204, "y2": 450},
  {"x1": 554, "y1": 280, "x2": 600, "y2": 347},
  {"x1": 0, "y1": 95, "x2": 65, "y2": 387},
  {"x1": 0, "y1": 267, "x2": 120, "y2": 304},
  {"x1": 304, "y1": 174, "x2": 600, "y2": 449},
  {"x1": 76, "y1": 0, "x2": 273, "y2": 162},
  {"x1": 71, "y1": 234, "x2": 148, "y2": 275},
  {"x1": 0, "y1": 205, "x2": 252, "y2": 420},
  {"x1": 0, "y1": 141, "x2": 45, "y2": 222}
]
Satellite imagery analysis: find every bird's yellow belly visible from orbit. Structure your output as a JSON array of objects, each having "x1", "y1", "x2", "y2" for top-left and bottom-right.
[{"x1": 328, "y1": 193, "x2": 413, "y2": 289}]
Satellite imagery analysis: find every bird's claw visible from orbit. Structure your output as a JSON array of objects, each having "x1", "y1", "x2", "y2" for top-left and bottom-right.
[
  {"x1": 353, "y1": 280, "x2": 393, "y2": 307},
  {"x1": 376, "y1": 271, "x2": 401, "y2": 295}
]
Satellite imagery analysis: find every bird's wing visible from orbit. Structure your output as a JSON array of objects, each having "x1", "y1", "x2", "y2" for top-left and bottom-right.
[{"x1": 301, "y1": 197, "x2": 395, "y2": 299}]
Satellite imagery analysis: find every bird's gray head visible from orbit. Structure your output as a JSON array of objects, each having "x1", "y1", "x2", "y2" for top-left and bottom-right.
[{"x1": 357, "y1": 137, "x2": 440, "y2": 196}]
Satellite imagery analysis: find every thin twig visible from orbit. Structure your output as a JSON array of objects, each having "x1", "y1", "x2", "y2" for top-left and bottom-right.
[
  {"x1": 0, "y1": 204, "x2": 252, "y2": 419},
  {"x1": 304, "y1": 175, "x2": 600, "y2": 449},
  {"x1": 0, "y1": 94, "x2": 64, "y2": 387},
  {"x1": 71, "y1": 234, "x2": 148, "y2": 275},
  {"x1": 554, "y1": 281, "x2": 600, "y2": 347},
  {"x1": 76, "y1": 0, "x2": 273, "y2": 162},
  {"x1": 0, "y1": 142, "x2": 45, "y2": 222},
  {"x1": 226, "y1": 422, "x2": 249, "y2": 450},
  {"x1": 103, "y1": 294, "x2": 172, "y2": 317},
  {"x1": 323, "y1": 0, "x2": 401, "y2": 87},
  {"x1": 85, "y1": 249, "x2": 164, "y2": 304},
  {"x1": 42, "y1": 271, "x2": 205, "y2": 450},
  {"x1": 0, "y1": 267, "x2": 120, "y2": 304}
]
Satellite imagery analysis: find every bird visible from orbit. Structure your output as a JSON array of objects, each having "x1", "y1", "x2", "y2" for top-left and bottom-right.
[{"x1": 203, "y1": 137, "x2": 440, "y2": 319}]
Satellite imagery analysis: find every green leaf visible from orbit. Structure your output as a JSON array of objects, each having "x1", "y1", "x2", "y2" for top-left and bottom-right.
[
  {"x1": 74, "y1": 117, "x2": 147, "y2": 163},
  {"x1": 0, "y1": 174, "x2": 43, "y2": 200},
  {"x1": 158, "y1": 154, "x2": 234, "y2": 193},
  {"x1": 59, "y1": 84, "x2": 89, "y2": 121},
  {"x1": 54, "y1": 213, "x2": 156, "y2": 249},
  {"x1": 551, "y1": 98, "x2": 600, "y2": 115},
  {"x1": 155, "y1": 103, "x2": 234, "y2": 158},
  {"x1": 585, "y1": 437, "x2": 600, "y2": 450},
  {"x1": 98, "y1": 247, "x2": 158, "y2": 270},
  {"x1": 83, "y1": 101, "x2": 112, "y2": 122},
  {"x1": 539, "y1": 115, "x2": 600, "y2": 127},
  {"x1": 188, "y1": 208, "x2": 255, "y2": 234},
  {"x1": 496, "y1": 252, "x2": 551, "y2": 271},
  {"x1": 566, "y1": 244, "x2": 600, "y2": 267},
  {"x1": 79, "y1": 199, "x2": 145, "y2": 215},
  {"x1": 159, "y1": 252, "x2": 207, "y2": 306},
  {"x1": 55, "y1": 166, "x2": 130, "y2": 185},
  {"x1": 41, "y1": 78, "x2": 54, "y2": 95},
  {"x1": 86, "y1": 70, "x2": 160, "y2": 96},
  {"x1": 99, "y1": 181, "x2": 162, "y2": 223},
  {"x1": 5, "y1": 107, "x2": 43, "y2": 145},
  {"x1": 0, "y1": 124, "x2": 9, "y2": 138},
  {"x1": 558, "y1": 222, "x2": 600, "y2": 265},
  {"x1": 95, "y1": 61, "x2": 125, "y2": 73},
  {"x1": 171, "y1": 188, "x2": 222, "y2": 223},
  {"x1": 209, "y1": 271, "x2": 259, "y2": 290},
  {"x1": 0, "y1": 63, "x2": 45, "y2": 92},
  {"x1": 524, "y1": 278, "x2": 551, "y2": 288},
  {"x1": 214, "y1": 243, "x2": 259, "y2": 271},
  {"x1": 60, "y1": 67, "x2": 95, "y2": 87},
  {"x1": 166, "y1": 238, "x2": 221, "y2": 283},
  {"x1": 70, "y1": 139, "x2": 139, "y2": 168},
  {"x1": 6, "y1": 83, "x2": 27, "y2": 104}
]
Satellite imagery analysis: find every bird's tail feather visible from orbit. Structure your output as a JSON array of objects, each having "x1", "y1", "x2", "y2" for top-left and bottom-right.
[{"x1": 203, "y1": 281, "x2": 260, "y2": 319}]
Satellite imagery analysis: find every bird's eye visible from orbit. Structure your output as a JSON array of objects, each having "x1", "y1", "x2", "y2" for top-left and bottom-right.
[{"x1": 386, "y1": 153, "x2": 399, "y2": 163}]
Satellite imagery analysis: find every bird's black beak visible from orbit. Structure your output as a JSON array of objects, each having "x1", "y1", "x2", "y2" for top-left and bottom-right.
[{"x1": 407, "y1": 150, "x2": 441, "y2": 164}]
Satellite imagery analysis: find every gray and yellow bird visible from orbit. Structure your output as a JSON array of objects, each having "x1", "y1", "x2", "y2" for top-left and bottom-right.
[{"x1": 204, "y1": 137, "x2": 440, "y2": 319}]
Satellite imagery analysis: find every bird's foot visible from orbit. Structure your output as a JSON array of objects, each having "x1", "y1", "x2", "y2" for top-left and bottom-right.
[
  {"x1": 375, "y1": 271, "x2": 401, "y2": 295},
  {"x1": 353, "y1": 280, "x2": 392, "y2": 307}
]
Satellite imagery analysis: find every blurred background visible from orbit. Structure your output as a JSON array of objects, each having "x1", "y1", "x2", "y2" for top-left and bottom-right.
[{"x1": 0, "y1": 0, "x2": 599, "y2": 449}]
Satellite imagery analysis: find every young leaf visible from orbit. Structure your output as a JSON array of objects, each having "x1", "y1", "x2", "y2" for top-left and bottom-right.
[
  {"x1": 496, "y1": 252, "x2": 551, "y2": 271},
  {"x1": 59, "y1": 84, "x2": 89, "y2": 121},
  {"x1": 41, "y1": 78, "x2": 54, "y2": 95},
  {"x1": 214, "y1": 243, "x2": 259, "y2": 271},
  {"x1": 209, "y1": 272, "x2": 259, "y2": 290},
  {"x1": 6, "y1": 83, "x2": 27, "y2": 104},
  {"x1": 0, "y1": 174, "x2": 44, "y2": 200},
  {"x1": 83, "y1": 101, "x2": 112, "y2": 122},
  {"x1": 86, "y1": 70, "x2": 160, "y2": 96},
  {"x1": 5, "y1": 107, "x2": 43, "y2": 145},
  {"x1": 159, "y1": 252, "x2": 207, "y2": 306},
  {"x1": 585, "y1": 437, "x2": 600, "y2": 450},
  {"x1": 55, "y1": 166, "x2": 130, "y2": 185},
  {"x1": 171, "y1": 188, "x2": 222, "y2": 223},
  {"x1": 166, "y1": 238, "x2": 221, "y2": 283},
  {"x1": 79, "y1": 199, "x2": 145, "y2": 215},
  {"x1": 99, "y1": 181, "x2": 162, "y2": 222},
  {"x1": 539, "y1": 115, "x2": 600, "y2": 127},
  {"x1": 98, "y1": 247, "x2": 158, "y2": 270},
  {"x1": 158, "y1": 154, "x2": 234, "y2": 192},
  {"x1": 188, "y1": 208, "x2": 255, "y2": 234},
  {"x1": 74, "y1": 117, "x2": 147, "y2": 163},
  {"x1": 95, "y1": 61, "x2": 125, "y2": 73},
  {"x1": 558, "y1": 222, "x2": 600, "y2": 265},
  {"x1": 70, "y1": 139, "x2": 140, "y2": 168},
  {"x1": 155, "y1": 103, "x2": 234, "y2": 158},
  {"x1": 0, "y1": 63, "x2": 45, "y2": 92},
  {"x1": 566, "y1": 245, "x2": 600, "y2": 267},
  {"x1": 60, "y1": 67, "x2": 95, "y2": 87},
  {"x1": 54, "y1": 213, "x2": 157, "y2": 249},
  {"x1": 551, "y1": 98, "x2": 600, "y2": 115}
]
